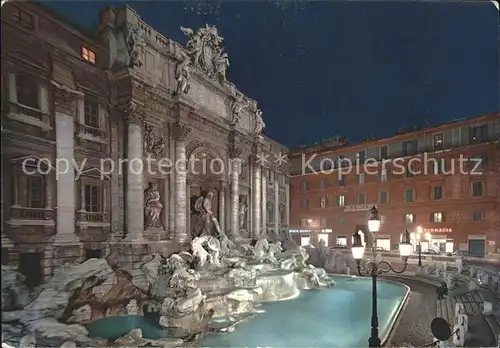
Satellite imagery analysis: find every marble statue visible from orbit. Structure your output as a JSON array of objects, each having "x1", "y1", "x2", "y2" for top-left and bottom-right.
[
  {"x1": 230, "y1": 94, "x2": 250, "y2": 126},
  {"x1": 127, "y1": 25, "x2": 146, "y2": 68},
  {"x1": 180, "y1": 25, "x2": 229, "y2": 83},
  {"x1": 238, "y1": 199, "x2": 247, "y2": 229},
  {"x1": 144, "y1": 183, "x2": 163, "y2": 228},
  {"x1": 144, "y1": 125, "x2": 166, "y2": 157},
  {"x1": 191, "y1": 236, "x2": 221, "y2": 268},
  {"x1": 253, "y1": 237, "x2": 269, "y2": 262},
  {"x1": 239, "y1": 160, "x2": 247, "y2": 179},
  {"x1": 265, "y1": 242, "x2": 283, "y2": 264},
  {"x1": 193, "y1": 191, "x2": 222, "y2": 237},
  {"x1": 214, "y1": 51, "x2": 229, "y2": 84},
  {"x1": 254, "y1": 109, "x2": 265, "y2": 136},
  {"x1": 174, "y1": 54, "x2": 191, "y2": 95}
]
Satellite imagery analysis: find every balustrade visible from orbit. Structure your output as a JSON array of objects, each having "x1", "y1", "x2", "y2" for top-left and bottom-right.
[{"x1": 10, "y1": 206, "x2": 55, "y2": 220}]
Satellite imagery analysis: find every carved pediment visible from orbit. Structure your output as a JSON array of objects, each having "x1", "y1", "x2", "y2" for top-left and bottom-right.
[{"x1": 79, "y1": 167, "x2": 111, "y2": 180}]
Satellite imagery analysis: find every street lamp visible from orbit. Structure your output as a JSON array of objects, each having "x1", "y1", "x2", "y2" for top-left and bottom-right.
[
  {"x1": 416, "y1": 226, "x2": 423, "y2": 267},
  {"x1": 351, "y1": 206, "x2": 412, "y2": 348}
]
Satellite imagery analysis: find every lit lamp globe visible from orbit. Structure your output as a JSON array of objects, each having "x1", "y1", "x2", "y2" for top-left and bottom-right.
[
  {"x1": 399, "y1": 229, "x2": 413, "y2": 259},
  {"x1": 368, "y1": 206, "x2": 380, "y2": 233},
  {"x1": 351, "y1": 230, "x2": 366, "y2": 262}
]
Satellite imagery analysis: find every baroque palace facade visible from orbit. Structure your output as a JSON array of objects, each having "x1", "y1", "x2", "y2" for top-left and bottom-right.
[
  {"x1": 1, "y1": 2, "x2": 290, "y2": 286},
  {"x1": 289, "y1": 114, "x2": 499, "y2": 257}
]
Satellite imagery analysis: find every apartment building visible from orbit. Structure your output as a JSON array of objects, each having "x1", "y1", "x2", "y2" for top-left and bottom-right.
[{"x1": 289, "y1": 113, "x2": 499, "y2": 256}]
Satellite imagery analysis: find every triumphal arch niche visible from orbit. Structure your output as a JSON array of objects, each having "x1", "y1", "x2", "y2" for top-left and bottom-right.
[{"x1": 99, "y1": 6, "x2": 289, "y2": 250}]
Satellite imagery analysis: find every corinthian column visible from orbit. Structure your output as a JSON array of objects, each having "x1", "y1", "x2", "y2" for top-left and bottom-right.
[
  {"x1": 252, "y1": 155, "x2": 261, "y2": 240},
  {"x1": 261, "y1": 170, "x2": 267, "y2": 236},
  {"x1": 124, "y1": 101, "x2": 145, "y2": 241},
  {"x1": 229, "y1": 147, "x2": 242, "y2": 241},
  {"x1": 172, "y1": 121, "x2": 191, "y2": 243},
  {"x1": 218, "y1": 183, "x2": 226, "y2": 233},
  {"x1": 274, "y1": 176, "x2": 280, "y2": 238},
  {"x1": 52, "y1": 81, "x2": 82, "y2": 245}
]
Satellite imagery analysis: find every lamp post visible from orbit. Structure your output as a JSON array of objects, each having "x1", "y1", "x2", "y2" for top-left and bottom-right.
[
  {"x1": 416, "y1": 226, "x2": 423, "y2": 267},
  {"x1": 351, "y1": 206, "x2": 412, "y2": 348}
]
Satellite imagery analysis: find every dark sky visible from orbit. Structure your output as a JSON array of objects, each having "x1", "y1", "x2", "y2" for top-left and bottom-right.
[{"x1": 42, "y1": 1, "x2": 499, "y2": 148}]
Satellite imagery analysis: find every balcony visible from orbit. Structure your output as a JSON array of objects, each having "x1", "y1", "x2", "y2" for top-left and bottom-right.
[
  {"x1": 77, "y1": 211, "x2": 109, "y2": 223},
  {"x1": 7, "y1": 207, "x2": 56, "y2": 227},
  {"x1": 77, "y1": 123, "x2": 106, "y2": 140},
  {"x1": 6, "y1": 101, "x2": 51, "y2": 130}
]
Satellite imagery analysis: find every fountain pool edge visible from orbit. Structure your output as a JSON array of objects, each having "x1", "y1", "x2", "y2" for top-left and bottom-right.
[{"x1": 328, "y1": 273, "x2": 411, "y2": 346}]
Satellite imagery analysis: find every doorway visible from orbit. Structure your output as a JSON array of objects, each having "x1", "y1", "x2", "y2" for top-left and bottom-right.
[
  {"x1": 468, "y1": 239, "x2": 485, "y2": 257},
  {"x1": 19, "y1": 252, "x2": 43, "y2": 287}
]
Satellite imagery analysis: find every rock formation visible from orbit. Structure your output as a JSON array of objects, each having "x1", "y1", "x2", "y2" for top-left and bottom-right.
[{"x1": 2, "y1": 236, "x2": 335, "y2": 347}]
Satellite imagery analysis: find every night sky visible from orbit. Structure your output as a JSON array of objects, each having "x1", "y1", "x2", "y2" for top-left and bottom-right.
[{"x1": 41, "y1": 1, "x2": 499, "y2": 148}]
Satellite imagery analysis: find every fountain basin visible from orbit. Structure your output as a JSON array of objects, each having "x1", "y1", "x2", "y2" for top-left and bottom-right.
[{"x1": 199, "y1": 275, "x2": 409, "y2": 347}]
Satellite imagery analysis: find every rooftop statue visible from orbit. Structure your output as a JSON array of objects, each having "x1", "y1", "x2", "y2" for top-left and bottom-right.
[
  {"x1": 180, "y1": 25, "x2": 229, "y2": 84},
  {"x1": 127, "y1": 25, "x2": 146, "y2": 68},
  {"x1": 254, "y1": 109, "x2": 265, "y2": 136}
]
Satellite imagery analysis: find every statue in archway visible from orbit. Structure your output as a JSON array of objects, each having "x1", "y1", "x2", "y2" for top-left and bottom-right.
[
  {"x1": 193, "y1": 191, "x2": 222, "y2": 237},
  {"x1": 239, "y1": 198, "x2": 247, "y2": 229},
  {"x1": 144, "y1": 183, "x2": 163, "y2": 228}
]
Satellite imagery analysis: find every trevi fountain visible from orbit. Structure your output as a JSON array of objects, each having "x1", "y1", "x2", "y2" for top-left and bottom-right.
[{"x1": 1, "y1": 191, "x2": 341, "y2": 348}]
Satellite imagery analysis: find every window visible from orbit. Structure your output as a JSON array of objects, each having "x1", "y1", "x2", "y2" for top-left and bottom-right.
[
  {"x1": 84, "y1": 97, "x2": 99, "y2": 128},
  {"x1": 380, "y1": 169, "x2": 387, "y2": 182},
  {"x1": 338, "y1": 217, "x2": 346, "y2": 225},
  {"x1": 468, "y1": 155, "x2": 488, "y2": 170},
  {"x1": 429, "y1": 159, "x2": 444, "y2": 174},
  {"x1": 82, "y1": 46, "x2": 96, "y2": 64},
  {"x1": 322, "y1": 160, "x2": 332, "y2": 171},
  {"x1": 380, "y1": 146, "x2": 388, "y2": 160},
  {"x1": 404, "y1": 188, "x2": 414, "y2": 202},
  {"x1": 380, "y1": 215, "x2": 387, "y2": 225},
  {"x1": 471, "y1": 182, "x2": 483, "y2": 197},
  {"x1": 320, "y1": 217, "x2": 327, "y2": 226},
  {"x1": 471, "y1": 210, "x2": 484, "y2": 222},
  {"x1": 267, "y1": 204, "x2": 274, "y2": 223},
  {"x1": 336, "y1": 237, "x2": 347, "y2": 247},
  {"x1": 27, "y1": 176, "x2": 44, "y2": 208},
  {"x1": 301, "y1": 199, "x2": 309, "y2": 210},
  {"x1": 357, "y1": 173, "x2": 365, "y2": 184},
  {"x1": 470, "y1": 124, "x2": 487, "y2": 144},
  {"x1": 433, "y1": 134, "x2": 443, "y2": 151},
  {"x1": 430, "y1": 212, "x2": 444, "y2": 223},
  {"x1": 267, "y1": 170, "x2": 272, "y2": 182},
  {"x1": 379, "y1": 191, "x2": 388, "y2": 204},
  {"x1": 403, "y1": 140, "x2": 417, "y2": 156},
  {"x1": 16, "y1": 73, "x2": 39, "y2": 109},
  {"x1": 319, "y1": 178, "x2": 328, "y2": 189},
  {"x1": 357, "y1": 151, "x2": 366, "y2": 164},
  {"x1": 404, "y1": 213, "x2": 414, "y2": 224},
  {"x1": 300, "y1": 218, "x2": 309, "y2": 227},
  {"x1": 84, "y1": 184, "x2": 101, "y2": 212},
  {"x1": 357, "y1": 193, "x2": 365, "y2": 204},
  {"x1": 338, "y1": 195, "x2": 346, "y2": 207},
  {"x1": 320, "y1": 196, "x2": 326, "y2": 208},
  {"x1": 302, "y1": 181, "x2": 309, "y2": 191},
  {"x1": 338, "y1": 174, "x2": 345, "y2": 187},
  {"x1": 338, "y1": 155, "x2": 346, "y2": 168},
  {"x1": 433, "y1": 185, "x2": 443, "y2": 200},
  {"x1": 12, "y1": 8, "x2": 34, "y2": 30},
  {"x1": 406, "y1": 164, "x2": 414, "y2": 178}
]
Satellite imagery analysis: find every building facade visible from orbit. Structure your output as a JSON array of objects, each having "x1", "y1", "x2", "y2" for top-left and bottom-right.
[
  {"x1": 1, "y1": 2, "x2": 290, "y2": 286},
  {"x1": 289, "y1": 114, "x2": 499, "y2": 257}
]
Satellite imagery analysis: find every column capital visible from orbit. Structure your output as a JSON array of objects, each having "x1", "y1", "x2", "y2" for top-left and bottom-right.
[
  {"x1": 228, "y1": 146, "x2": 242, "y2": 160},
  {"x1": 121, "y1": 100, "x2": 146, "y2": 125},
  {"x1": 51, "y1": 80, "x2": 82, "y2": 109},
  {"x1": 171, "y1": 121, "x2": 191, "y2": 140}
]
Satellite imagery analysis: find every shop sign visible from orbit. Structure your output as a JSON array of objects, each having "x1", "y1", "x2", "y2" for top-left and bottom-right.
[
  {"x1": 423, "y1": 228, "x2": 453, "y2": 233},
  {"x1": 344, "y1": 204, "x2": 374, "y2": 212}
]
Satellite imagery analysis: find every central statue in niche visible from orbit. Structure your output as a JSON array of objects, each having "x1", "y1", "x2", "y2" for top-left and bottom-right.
[{"x1": 193, "y1": 191, "x2": 222, "y2": 237}]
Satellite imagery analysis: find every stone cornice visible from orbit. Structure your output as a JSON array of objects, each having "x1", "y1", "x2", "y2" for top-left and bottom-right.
[{"x1": 51, "y1": 80, "x2": 83, "y2": 107}]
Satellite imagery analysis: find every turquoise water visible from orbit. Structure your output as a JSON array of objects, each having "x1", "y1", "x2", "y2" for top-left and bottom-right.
[
  {"x1": 86, "y1": 276, "x2": 408, "y2": 347},
  {"x1": 200, "y1": 275, "x2": 408, "y2": 347}
]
